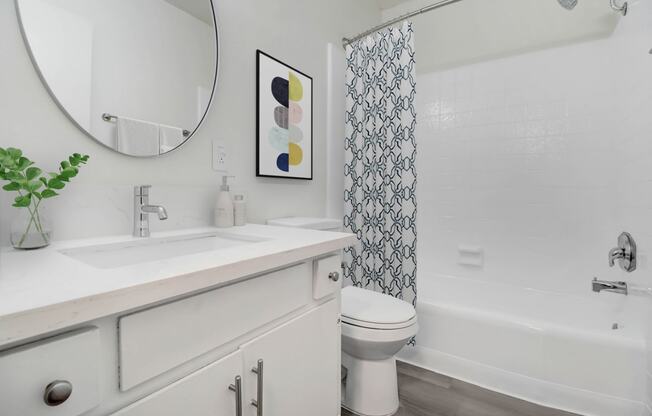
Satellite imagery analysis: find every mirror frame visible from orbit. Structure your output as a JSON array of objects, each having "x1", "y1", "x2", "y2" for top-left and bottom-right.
[{"x1": 15, "y1": 0, "x2": 220, "y2": 158}]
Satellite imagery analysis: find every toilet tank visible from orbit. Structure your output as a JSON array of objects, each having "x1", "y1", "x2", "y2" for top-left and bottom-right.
[{"x1": 266, "y1": 217, "x2": 342, "y2": 232}]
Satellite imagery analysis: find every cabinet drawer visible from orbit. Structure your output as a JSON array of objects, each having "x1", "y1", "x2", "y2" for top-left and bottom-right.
[
  {"x1": 119, "y1": 262, "x2": 312, "y2": 390},
  {"x1": 0, "y1": 327, "x2": 100, "y2": 416},
  {"x1": 313, "y1": 255, "x2": 342, "y2": 299},
  {"x1": 112, "y1": 351, "x2": 242, "y2": 416}
]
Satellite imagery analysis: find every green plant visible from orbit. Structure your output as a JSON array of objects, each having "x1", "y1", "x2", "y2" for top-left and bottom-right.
[{"x1": 0, "y1": 148, "x2": 89, "y2": 248}]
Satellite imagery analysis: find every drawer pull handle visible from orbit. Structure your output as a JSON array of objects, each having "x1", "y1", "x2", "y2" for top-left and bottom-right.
[
  {"x1": 251, "y1": 359, "x2": 263, "y2": 416},
  {"x1": 228, "y1": 376, "x2": 243, "y2": 416},
  {"x1": 328, "y1": 272, "x2": 340, "y2": 282},
  {"x1": 43, "y1": 380, "x2": 72, "y2": 406}
]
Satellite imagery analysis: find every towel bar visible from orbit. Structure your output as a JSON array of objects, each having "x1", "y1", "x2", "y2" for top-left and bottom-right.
[{"x1": 101, "y1": 113, "x2": 190, "y2": 137}]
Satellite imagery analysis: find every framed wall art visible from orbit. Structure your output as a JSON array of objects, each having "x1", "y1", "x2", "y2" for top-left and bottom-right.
[{"x1": 256, "y1": 50, "x2": 313, "y2": 179}]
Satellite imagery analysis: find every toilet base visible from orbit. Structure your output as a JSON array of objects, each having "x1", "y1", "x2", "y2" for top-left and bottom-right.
[{"x1": 341, "y1": 351, "x2": 399, "y2": 416}]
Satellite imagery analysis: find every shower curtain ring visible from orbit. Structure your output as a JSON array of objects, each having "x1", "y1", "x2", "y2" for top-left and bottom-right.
[{"x1": 610, "y1": 0, "x2": 628, "y2": 16}]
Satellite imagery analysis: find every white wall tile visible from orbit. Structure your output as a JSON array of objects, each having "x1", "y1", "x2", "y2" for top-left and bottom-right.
[{"x1": 417, "y1": 1, "x2": 652, "y2": 296}]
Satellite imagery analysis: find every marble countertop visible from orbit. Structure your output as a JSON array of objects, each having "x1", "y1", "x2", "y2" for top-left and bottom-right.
[{"x1": 0, "y1": 224, "x2": 356, "y2": 348}]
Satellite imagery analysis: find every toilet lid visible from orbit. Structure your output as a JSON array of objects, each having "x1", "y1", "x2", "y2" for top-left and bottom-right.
[{"x1": 341, "y1": 286, "x2": 416, "y2": 328}]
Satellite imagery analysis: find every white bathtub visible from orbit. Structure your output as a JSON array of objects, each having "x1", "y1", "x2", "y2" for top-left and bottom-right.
[{"x1": 397, "y1": 274, "x2": 648, "y2": 416}]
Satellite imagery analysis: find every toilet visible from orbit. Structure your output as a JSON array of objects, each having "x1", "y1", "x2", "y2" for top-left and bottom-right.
[
  {"x1": 341, "y1": 286, "x2": 418, "y2": 416},
  {"x1": 267, "y1": 217, "x2": 419, "y2": 416}
]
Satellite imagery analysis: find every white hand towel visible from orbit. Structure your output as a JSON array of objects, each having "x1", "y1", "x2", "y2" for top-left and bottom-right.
[
  {"x1": 116, "y1": 117, "x2": 160, "y2": 157},
  {"x1": 159, "y1": 124, "x2": 185, "y2": 154}
]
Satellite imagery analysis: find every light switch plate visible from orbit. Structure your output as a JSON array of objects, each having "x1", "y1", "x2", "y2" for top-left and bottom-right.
[{"x1": 212, "y1": 140, "x2": 229, "y2": 173}]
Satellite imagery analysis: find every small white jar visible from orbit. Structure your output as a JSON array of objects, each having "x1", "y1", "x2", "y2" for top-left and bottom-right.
[{"x1": 233, "y1": 194, "x2": 246, "y2": 226}]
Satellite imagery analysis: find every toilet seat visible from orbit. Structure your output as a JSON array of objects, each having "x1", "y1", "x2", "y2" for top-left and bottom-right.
[
  {"x1": 341, "y1": 286, "x2": 416, "y2": 330},
  {"x1": 342, "y1": 315, "x2": 418, "y2": 330}
]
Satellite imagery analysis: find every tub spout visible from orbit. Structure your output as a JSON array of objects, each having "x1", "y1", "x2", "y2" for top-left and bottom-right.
[{"x1": 592, "y1": 278, "x2": 628, "y2": 295}]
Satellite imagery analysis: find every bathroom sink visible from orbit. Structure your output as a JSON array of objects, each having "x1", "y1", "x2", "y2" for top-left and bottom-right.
[{"x1": 59, "y1": 232, "x2": 266, "y2": 269}]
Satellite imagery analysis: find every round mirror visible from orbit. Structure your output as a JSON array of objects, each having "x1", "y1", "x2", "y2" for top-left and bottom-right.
[{"x1": 16, "y1": 0, "x2": 218, "y2": 157}]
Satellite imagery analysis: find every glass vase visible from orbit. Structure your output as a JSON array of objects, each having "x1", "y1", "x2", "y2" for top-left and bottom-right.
[{"x1": 10, "y1": 205, "x2": 52, "y2": 250}]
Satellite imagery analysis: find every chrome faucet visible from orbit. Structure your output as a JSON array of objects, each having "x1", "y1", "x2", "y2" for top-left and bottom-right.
[
  {"x1": 592, "y1": 278, "x2": 628, "y2": 295},
  {"x1": 608, "y1": 232, "x2": 636, "y2": 272},
  {"x1": 133, "y1": 185, "x2": 168, "y2": 237}
]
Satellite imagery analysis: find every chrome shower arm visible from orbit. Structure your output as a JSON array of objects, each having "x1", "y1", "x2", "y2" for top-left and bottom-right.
[{"x1": 610, "y1": 0, "x2": 628, "y2": 16}]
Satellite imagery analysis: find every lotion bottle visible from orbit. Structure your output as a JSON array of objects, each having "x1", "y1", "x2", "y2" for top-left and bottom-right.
[{"x1": 214, "y1": 176, "x2": 234, "y2": 228}]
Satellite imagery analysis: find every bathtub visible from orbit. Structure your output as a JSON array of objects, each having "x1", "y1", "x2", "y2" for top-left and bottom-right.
[{"x1": 396, "y1": 274, "x2": 648, "y2": 416}]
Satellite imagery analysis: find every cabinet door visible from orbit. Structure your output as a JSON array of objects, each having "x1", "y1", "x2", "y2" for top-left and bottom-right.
[
  {"x1": 112, "y1": 350, "x2": 243, "y2": 416},
  {"x1": 241, "y1": 300, "x2": 340, "y2": 416}
]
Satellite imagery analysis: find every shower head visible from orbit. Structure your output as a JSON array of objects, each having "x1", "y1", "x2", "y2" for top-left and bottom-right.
[{"x1": 557, "y1": 0, "x2": 578, "y2": 10}]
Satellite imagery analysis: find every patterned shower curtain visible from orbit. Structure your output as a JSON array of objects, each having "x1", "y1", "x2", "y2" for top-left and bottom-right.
[{"x1": 343, "y1": 22, "x2": 417, "y2": 308}]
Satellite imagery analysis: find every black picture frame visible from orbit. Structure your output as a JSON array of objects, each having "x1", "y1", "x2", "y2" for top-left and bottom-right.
[{"x1": 256, "y1": 50, "x2": 313, "y2": 180}]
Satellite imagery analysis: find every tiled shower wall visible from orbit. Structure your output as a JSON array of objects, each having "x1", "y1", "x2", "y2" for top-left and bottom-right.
[{"x1": 417, "y1": 2, "x2": 652, "y2": 298}]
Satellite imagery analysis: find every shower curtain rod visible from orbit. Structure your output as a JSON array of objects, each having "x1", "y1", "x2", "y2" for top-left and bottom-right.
[{"x1": 342, "y1": 0, "x2": 464, "y2": 47}]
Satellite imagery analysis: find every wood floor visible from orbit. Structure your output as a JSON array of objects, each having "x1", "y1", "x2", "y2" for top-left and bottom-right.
[{"x1": 342, "y1": 361, "x2": 580, "y2": 416}]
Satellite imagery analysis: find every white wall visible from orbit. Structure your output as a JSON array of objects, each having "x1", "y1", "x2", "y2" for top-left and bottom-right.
[
  {"x1": 326, "y1": 43, "x2": 346, "y2": 220},
  {"x1": 0, "y1": 0, "x2": 380, "y2": 241},
  {"x1": 381, "y1": 0, "x2": 619, "y2": 73},
  {"x1": 417, "y1": 0, "x2": 652, "y2": 297}
]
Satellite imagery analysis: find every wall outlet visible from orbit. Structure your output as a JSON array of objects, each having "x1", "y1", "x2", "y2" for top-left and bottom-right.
[{"x1": 212, "y1": 140, "x2": 229, "y2": 173}]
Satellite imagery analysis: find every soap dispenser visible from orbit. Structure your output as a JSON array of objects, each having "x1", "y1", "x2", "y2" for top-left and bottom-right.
[{"x1": 214, "y1": 176, "x2": 234, "y2": 228}]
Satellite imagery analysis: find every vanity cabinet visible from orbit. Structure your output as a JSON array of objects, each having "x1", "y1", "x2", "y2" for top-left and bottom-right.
[
  {"x1": 0, "y1": 254, "x2": 344, "y2": 416},
  {"x1": 113, "y1": 300, "x2": 339, "y2": 416},
  {"x1": 118, "y1": 263, "x2": 312, "y2": 390}
]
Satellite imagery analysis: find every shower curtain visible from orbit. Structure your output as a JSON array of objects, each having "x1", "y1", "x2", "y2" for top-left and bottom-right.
[{"x1": 343, "y1": 22, "x2": 417, "y2": 308}]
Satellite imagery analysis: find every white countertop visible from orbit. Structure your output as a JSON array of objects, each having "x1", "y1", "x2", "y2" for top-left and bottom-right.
[{"x1": 0, "y1": 224, "x2": 356, "y2": 348}]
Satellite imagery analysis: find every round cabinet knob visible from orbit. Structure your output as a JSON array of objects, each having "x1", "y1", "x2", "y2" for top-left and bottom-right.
[
  {"x1": 43, "y1": 380, "x2": 73, "y2": 407},
  {"x1": 328, "y1": 271, "x2": 340, "y2": 282}
]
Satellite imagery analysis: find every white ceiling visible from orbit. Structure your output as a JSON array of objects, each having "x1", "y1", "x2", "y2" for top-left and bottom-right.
[{"x1": 162, "y1": 0, "x2": 213, "y2": 25}]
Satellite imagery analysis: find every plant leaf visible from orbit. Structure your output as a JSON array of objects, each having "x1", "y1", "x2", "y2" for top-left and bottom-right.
[
  {"x1": 2, "y1": 182, "x2": 20, "y2": 191},
  {"x1": 32, "y1": 191, "x2": 42, "y2": 200},
  {"x1": 13, "y1": 194, "x2": 31, "y2": 207},
  {"x1": 7, "y1": 148, "x2": 22, "y2": 159},
  {"x1": 6, "y1": 171, "x2": 24, "y2": 182},
  {"x1": 48, "y1": 178, "x2": 65, "y2": 190},
  {"x1": 39, "y1": 177, "x2": 48, "y2": 187},
  {"x1": 25, "y1": 167, "x2": 42, "y2": 180},
  {"x1": 27, "y1": 180, "x2": 43, "y2": 192},
  {"x1": 60, "y1": 167, "x2": 78, "y2": 179},
  {"x1": 60, "y1": 160, "x2": 70, "y2": 170},
  {"x1": 17, "y1": 157, "x2": 32, "y2": 171},
  {"x1": 41, "y1": 189, "x2": 58, "y2": 199}
]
